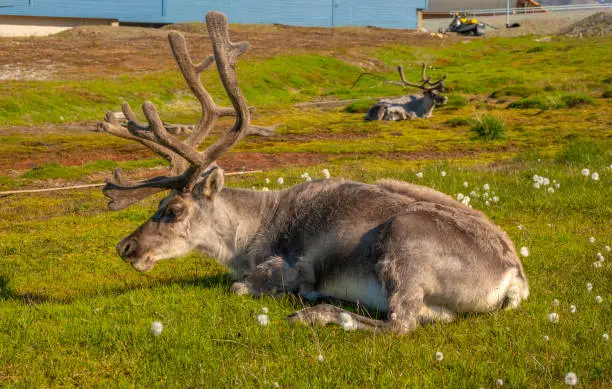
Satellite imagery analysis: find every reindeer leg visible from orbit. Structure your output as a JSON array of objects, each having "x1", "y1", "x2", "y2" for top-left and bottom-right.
[
  {"x1": 288, "y1": 304, "x2": 388, "y2": 331},
  {"x1": 232, "y1": 256, "x2": 298, "y2": 297}
]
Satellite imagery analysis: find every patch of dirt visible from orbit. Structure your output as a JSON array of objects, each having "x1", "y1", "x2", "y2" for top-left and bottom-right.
[
  {"x1": 560, "y1": 11, "x2": 611, "y2": 37},
  {"x1": 0, "y1": 24, "x2": 460, "y2": 80}
]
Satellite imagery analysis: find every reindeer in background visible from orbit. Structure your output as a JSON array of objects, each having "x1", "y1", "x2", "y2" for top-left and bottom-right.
[
  {"x1": 101, "y1": 12, "x2": 528, "y2": 333},
  {"x1": 363, "y1": 64, "x2": 448, "y2": 121}
]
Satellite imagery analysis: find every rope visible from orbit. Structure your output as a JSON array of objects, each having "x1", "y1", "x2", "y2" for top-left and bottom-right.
[{"x1": 0, "y1": 170, "x2": 262, "y2": 196}]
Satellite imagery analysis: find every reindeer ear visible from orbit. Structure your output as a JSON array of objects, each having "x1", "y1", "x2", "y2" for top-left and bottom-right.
[{"x1": 195, "y1": 167, "x2": 225, "y2": 199}]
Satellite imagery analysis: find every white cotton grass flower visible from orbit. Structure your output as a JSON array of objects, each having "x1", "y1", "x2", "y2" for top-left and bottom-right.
[
  {"x1": 591, "y1": 172, "x2": 599, "y2": 181},
  {"x1": 593, "y1": 261, "x2": 602, "y2": 268},
  {"x1": 564, "y1": 372, "x2": 578, "y2": 386},
  {"x1": 261, "y1": 307, "x2": 269, "y2": 314},
  {"x1": 543, "y1": 335, "x2": 549, "y2": 342},
  {"x1": 151, "y1": 321, "x2": 164, "y2": 336},
  {"x1": 300, "y1": 172, "x2": 310, "y2": 180},
  {"x1": 317, "y1": 354, "x2": 325, "y2": 362},
  {"x1": 586, "y1": 282, "x2": 593, "y2": 292},
  {"x1": 483, "y1": 183, "x2": 490, "y2": 191},
  {"x1": 548, "y1": 312, "x2": 559, "y2": 323},
  {"x1": 518, "y1": 224, "x2": 523, "y2": 230},
  {"x1": 605, "y1": 245, "x2": 611, "y2": 252},
  {"x1": 257, "y1": 313, "x2": 269, "y2": 326},
  {"x1": 265, "y1": 178, "x2": 270, "y2": 184},
  {"x1": 435, "y1": 351, "x2": 444, "y2": 361},
  {"x1": 463, "y1": 181, "x2": 469, "y2": 188},
  {"x1": 581, "y1": 168, "x2": 590, "y2": 177},
  {"x1": 496, "y1": 378, "x2": 504, "y2": 387},
  {"x1": 520, "y1": 247, "x2": 529, "y2": 258},
  {"x1": 485, "y1": 200, "x2": 490, "y2": 206},
  {"x1": 552, "y1": 299, "x2": 559, "y2": 307},
  {"x1": 603, "y1": 333, "x2": 609, "y2": 342},
  {"x1": 547, "y1": 223, "x2": 552, "y2": 228},
  {"x1": 461, "y1": 196, "x2": 471, "y2": 206},
  {"x1": 441, "y1": 171, "x2": 447, "y2": 177},
  {"x1": 262, "y1": 187, "x2": 269, "y2": 191},
  {"x1": 276, "y1": 177, "x2": 284, "y2": 185},
  {"x1": 416, "y1": 172, "x2": 423, "y2": 179},
  {"x1": 589, "y1": 236, "x2": 596, "y2": 243},
  {"x1": 569, "y1": 304, "x2": 576, "y2": 314},
  {"x1": 339, "y1": 312, "x2": 356, "y2": 331},
  {"x1": 322, "y1": 169, "x2": 331, "y2": 179},
  {"x1": 547, "y1": 187, "x2": 555, "y2": 193},
  {"x1": 273, "y1": 382, "x2": 279, "y2": 388},
  {"x1": 595, "y1": 295, "x2": 602, "y2": 303},
  {"x1": 555, "y1": 182, "x2": 560, "y2": 189},
  {"x1": 534, "y1": 182, "x2": 541, "y2": 189},
  {"x1": 596, "y1": 252, "x2": 604, "y2": 261},
  {"x1": 456, "y1": 193, "x2": 464, "y2": 201}
]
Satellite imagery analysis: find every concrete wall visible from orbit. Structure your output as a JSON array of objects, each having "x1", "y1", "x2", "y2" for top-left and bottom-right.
[{"x1": 0, "y1": 15, "x2": 115, "y2": 37}]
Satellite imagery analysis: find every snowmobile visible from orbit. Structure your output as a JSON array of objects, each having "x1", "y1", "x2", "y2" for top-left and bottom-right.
[{"x1": 447, "y1": 13, "x2": 486, "y2": 36}]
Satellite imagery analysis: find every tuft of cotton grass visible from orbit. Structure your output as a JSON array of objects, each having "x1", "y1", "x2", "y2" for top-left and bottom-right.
[
  {"x1": 534, "y1": 182, "x2": 541, "y2": 189},
  {"x1": 543, "y1": 335, "x2": 549, "y2": 342},
  {"x1": 456, "y1": 193, "x2": 464, "y2": 201},
  {"x1": 605, "y1": 246, "x2": 611, "y2": 252},
  {"x1": 261, "y1": 307, "x2": 269, "y2": 314},
  {"x1": 483, "y1": 183, "x2": 490, "y2": 191},
  {"x1": 592, "y1": 261, "x2": 602, "y2": 268},
  {"x1": 257, "y1": 314, "x2": 269, "y2": 326},
  {"x1": 552, "y1": 299, "x2": 559, "y2": 307},
  {"x1": 435, "y1": 351, "x2": 444, "y2": 361},
  {"x1": 151, "y1": 321, "x2": 164, "y2": 336},
  {"x1": 586, "y1": 282, "x2": 593, "y2": 292},
  {"x1": 485, "y1": 200, "x2": 490, "y2": 206},
  {"x1": 569, "y1": 304, "x2": 576, "y2": 314},
  {"x1": 265, "y1": 178, "x2": 270, "y2": 184},
  {"x1": 564, "y1": 372, "x2": 578, "y2": 386},
  {"x1": 463, "y1": 181, "x2": 469, "y2": 188},
  {"x1": 317, "y1": 354, "x2": 325, "y2": 362},
  {"x1": 339, "y1": 312, "x2": 356, "y2": 331},
  {"x1": 603, "y1": 333, "x2": 609, "y2": 342},
  {"x1": 596, "y1": 252, "x2": 604, "y2": 261},
  {"x1": 262, "y1": 187, "x2": 269, "y2": 192},
  {"x1": 520, "y1": 247, "x2": 529, "y2": 258},
  {"x1": 589, "y1": 236, "x2": 595, "y2": 244},
  {"x1": 581, "y1": 168, "x2": 590, "y2": 177},
  {"x1": 548, "y1": 312, "x2": 559, "y2": 323},
  {"x1": 492, "y1": 196, "x2": 499, "y2": 203},
  {"x1": 416, "y1": 172, "x2": 423, "y2": 179},
  {"x1": 496, "y1": 378, "x2": 504, "y2": 387},
  {"x1": 322, "y1": 169, "x2": 331, "y2": 179},
  {"x1": 276, "y1": 177, "x2": 284, "y2": 185},
  {"x1": 441, "y1": 171, "x2": 447, "y2": 177},
  {"x1": 547, "y1": 187, "x2": 555, "y2": 193},
  {"x1": 595, "y1": 295, "x2": 602, "y2": 303},
  {"x1": 591, "y1": 172, "x2": 599, "y2": 181},
  {"x1": 461, "y1": 196, "x2": 470, "y2": 206}
]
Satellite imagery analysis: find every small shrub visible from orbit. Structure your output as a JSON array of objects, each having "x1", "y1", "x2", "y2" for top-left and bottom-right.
[
  {"x1": 526, "y1": 46, "x2": 546, "y2": 53},
  {"x1": 507, "y1": 96, "x2": 549, "y2": 110},
  {"x1": 445, "y1": 117, "x2": 471, "y2": 127},
  {"x1": 469, "y1": 113, "x2": 506, "y2": 140},
  {"x1": 344, "y1": 99, "x2": 376, "y2": 114},
  {"x1": 557, "y1": 140, "x2": 611, "y2": 166},
  {"x1": 559, "y1": 93, "x2": 595, "y2": 108},
  {"x1": 603, "y1": 89, "x2": 612, "y2": 98},
  {"x1": 490, "y1": 85, "x2": 535, "y2": 99}
]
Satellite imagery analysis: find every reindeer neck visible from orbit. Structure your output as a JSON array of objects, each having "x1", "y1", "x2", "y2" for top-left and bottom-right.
[{"x1": 207, "y1": 188, "x2": 282, "y2": 261}]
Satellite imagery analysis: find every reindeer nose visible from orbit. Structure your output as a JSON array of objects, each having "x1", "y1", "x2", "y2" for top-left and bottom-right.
[{"x1": 117, "y1": 238, "x2": 139, "y2": 259}]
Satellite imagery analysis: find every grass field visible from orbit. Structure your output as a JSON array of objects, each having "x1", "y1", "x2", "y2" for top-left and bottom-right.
[{"x1": 0, "y1": 25, "x2": 610, "y2": 387}]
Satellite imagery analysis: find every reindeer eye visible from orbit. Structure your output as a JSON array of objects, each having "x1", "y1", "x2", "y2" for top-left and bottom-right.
[{"x1": 165, "y1": 204, "x2": 184, "y2": 220}]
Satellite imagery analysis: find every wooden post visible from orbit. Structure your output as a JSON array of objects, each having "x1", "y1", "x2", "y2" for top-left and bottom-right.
[{"x1": 417, "y1": 10, "x2": 423, "y2": 31}]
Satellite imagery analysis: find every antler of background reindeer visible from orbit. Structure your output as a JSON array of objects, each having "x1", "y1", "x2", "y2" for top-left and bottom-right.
[
  {"x1": 101, "y1": 12, "x2": 268, "y2": 211},
  {"x1": 352, "y1": 63, "x2": 447, "y2": 92}
]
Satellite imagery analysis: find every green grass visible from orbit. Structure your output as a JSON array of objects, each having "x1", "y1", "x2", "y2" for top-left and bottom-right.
[
  {"x1": 469, "y1": 113, "x2": 506, "y2": 140},
  {"x1": 0, "y1": 31, "x2": 611, "y2": 387}
]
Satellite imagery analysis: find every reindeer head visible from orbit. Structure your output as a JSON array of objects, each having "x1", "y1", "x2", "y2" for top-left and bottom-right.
[
  {"x1": 102, "y1": 12, "x2": 253, "y2": 272},
  {"x1": 396, "y1": 63, "x2": 448, "y2": 107}
]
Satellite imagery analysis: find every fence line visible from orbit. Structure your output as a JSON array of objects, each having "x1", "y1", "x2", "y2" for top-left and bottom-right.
[{"x1": 450, "y1": 4, "x2": 612, "y2": 16}]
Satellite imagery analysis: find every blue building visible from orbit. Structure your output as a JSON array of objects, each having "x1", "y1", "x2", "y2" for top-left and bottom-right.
[{"x1": 0, "y1": 1, "x2": 429, "y2": 36}]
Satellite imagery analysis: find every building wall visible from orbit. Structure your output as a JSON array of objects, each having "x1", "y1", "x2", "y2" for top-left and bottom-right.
[{"x1": 0, "y1": 0, "x2": 428, "y2": 29}]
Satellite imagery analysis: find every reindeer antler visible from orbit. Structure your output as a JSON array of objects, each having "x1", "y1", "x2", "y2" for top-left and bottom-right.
[
  {"x1": 101, "y1": 12, "x2": 252, "y2": 210},
  {"x1": 396, "y1": 63, "x2": 447, "y2": 92}
]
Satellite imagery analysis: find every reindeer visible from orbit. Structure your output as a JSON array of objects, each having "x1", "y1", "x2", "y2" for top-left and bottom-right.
[
  {"x1": 101, "y1": 12, "x2": 529, "y2": 333},
  {"x1": 364, "y1": 64, "x2": 448, "y2": 121}
]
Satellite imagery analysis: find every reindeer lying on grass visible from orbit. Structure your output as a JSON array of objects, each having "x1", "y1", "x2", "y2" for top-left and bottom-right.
[
  {"x1": 101, "y1": 12, "x2": 529, "y2": 333},
  {"x1": 362, "y1": 64, "x2": 448, "y2": 121}
]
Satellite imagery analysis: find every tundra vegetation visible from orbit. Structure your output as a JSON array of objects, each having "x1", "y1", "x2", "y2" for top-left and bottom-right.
[{"x1": 0, "y1": 21, "x2": 610, "y2": 387}]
